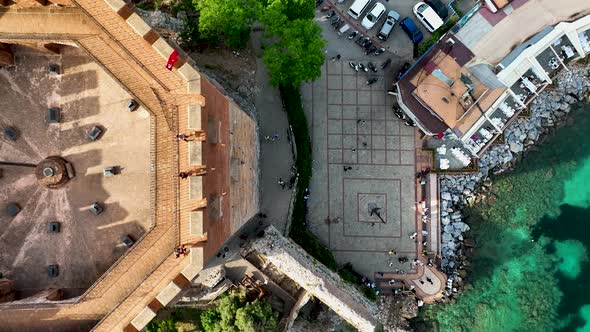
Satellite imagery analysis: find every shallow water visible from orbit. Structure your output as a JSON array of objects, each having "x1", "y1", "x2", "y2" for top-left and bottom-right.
[{"x1": 421, "y1": 104, "x2": 590, "y2": 332}]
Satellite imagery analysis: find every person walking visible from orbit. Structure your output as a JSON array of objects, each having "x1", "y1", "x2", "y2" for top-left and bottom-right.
[
  {"x1": 278, "y1": 178, "x2": 285, "y2": 189},
  {"x1": 176, "y1": 133, "x2": 190, "y2": 142}
]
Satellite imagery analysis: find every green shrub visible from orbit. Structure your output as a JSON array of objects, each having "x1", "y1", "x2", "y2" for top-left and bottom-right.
[
  {"x1": 146, "y1": 314, "x2": 178, "y2": 332},
  {"x1": 200, "y1": 290, "x2": 279, "y2": 332},
  {"x1": 417, "y1": 15, "x2": 459, "y2": 56},
  {"x1": 279, "y1": 84, "x2": 338, "y2": 271}
]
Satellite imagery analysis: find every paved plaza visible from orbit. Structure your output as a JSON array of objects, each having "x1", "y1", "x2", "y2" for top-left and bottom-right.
[{"x1": 302, "y1": 60, "x2": 419, "y2": 278}]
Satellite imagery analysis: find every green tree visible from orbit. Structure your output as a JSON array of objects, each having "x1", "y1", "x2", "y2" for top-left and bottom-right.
[
  {"x1": 235, "y1": 300, "x2": 279, "y2": 332},
  {"x1": 146, "y1": 316, "x2": 178, "y2": 332},
  {"x1": 194, "y1": 0, "x2": 261, "y2": 49},
  {"x1": 201, "y1": 290, "x2": 279, "y2": 332},
  {"x1": 262, "y1": 19, "x2": 326, "y2": 87},
  {"x1": 262, "y1": 0, "x2": 314, "y2": 21}
]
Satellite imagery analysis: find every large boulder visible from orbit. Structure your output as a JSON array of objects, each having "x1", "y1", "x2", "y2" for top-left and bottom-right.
[{"x1": 509, "y1": 141, "x2": 523, "y2": 153}]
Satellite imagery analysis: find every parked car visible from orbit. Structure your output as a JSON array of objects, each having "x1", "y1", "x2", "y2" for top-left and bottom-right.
[
  {"x1": 426, "y1": 0, "x2": 449, "y2": 19},
  {"x1": 361, "y1": 2, "x2": 386, "y2": 30},
  {"x1": 413, "y1": 2, "x2": 444, "y2": 33},
  {"x1": 377, "y1": 10, "x2": 400, "y2": 41},
  {"x1": 400, "y1": 17, "x2": 424, "y2": 43},
  {"x1": 347, "y1": 0, "x2": 371, "y2": 19}
]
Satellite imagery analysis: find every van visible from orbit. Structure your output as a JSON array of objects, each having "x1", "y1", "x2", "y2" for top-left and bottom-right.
[
  {"x1": 347, "y1": 0, "x2": 371, "y2": 20},
  {"x1": 413, "y1": 2, "x2": 444, "y2": 33}
]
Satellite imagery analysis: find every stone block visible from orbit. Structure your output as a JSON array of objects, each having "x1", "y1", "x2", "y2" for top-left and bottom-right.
[
  {"x1": 182, "y1": 246, "x2": 204, "y2": 280},
  {"x1": 177, "y1": 63, "x2": 201, "y2": 82},
  {"x1": 103, "y1": 0, "x2": 126, "y2": 11},
  {"x1": 151, "y1": 38, "x2": 175, "y2": 60},
  {"x1": 190, "y1": 210, "x2": 204, "y2": 236},
  {"x1": 130, "y1": 307, "x2": 156, "y2": 331},
  {"x1": 188, "y1": 104, "x2": 201, "y2": 130},
  {"x1": 189, "y1": 176, "x2": 203, "y2": 200},
  {"x1": 187, "y1": 79, "x2": 201, "y2": 94},
  {"x1": 189, "y1": 140, "x2": 202, "y2": 165},
  {"x1": 156, "y1": 281, "x2": 182, "y2": 306},
  {"x1": 126, "y1": 13, "x2": 151, "y2": 38}
]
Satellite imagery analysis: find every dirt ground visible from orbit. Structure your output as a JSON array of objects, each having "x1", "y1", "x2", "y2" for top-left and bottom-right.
[
  {"x1": 188, "y1": 45, "x2": 258, "y2": 115},
  {"x1": 0, "y1": 45, "x2": 151, "y2": 298}
]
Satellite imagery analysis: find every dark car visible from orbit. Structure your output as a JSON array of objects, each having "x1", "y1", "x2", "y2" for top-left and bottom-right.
[
  {"x1": 426, "y1": 0, "x2": 449, "y2": 19},
  {"x1": 400, "y1": 17, "x2": 423, "y2": 43},
  {"x1": 396, "y1": 62, "x2": 412, "y2": 81}
]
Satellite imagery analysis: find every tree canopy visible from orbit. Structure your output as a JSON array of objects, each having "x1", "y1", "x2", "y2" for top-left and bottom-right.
[
  {"x1": 201, "y1": 290, "x2": 279, "y2": 332},
  {"x1": 192, "y1": 0, "x2": 326, "y2": 86},
  {"x1": 194, "y1": 0, "x2": 261, "y2": 49},
  {"x1": 146, "y1": 315, "x2": 178, "y2": 332},
  {"x1": 262, "y1": 0, "x2": 315, "y2": 22},
  {"x1": 262, "y1": 19, "x2": 326, "y2": 87}
]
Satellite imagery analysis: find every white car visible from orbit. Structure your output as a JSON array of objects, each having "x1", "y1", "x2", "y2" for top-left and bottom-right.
[
  {"x1": 361, "y1": 2, "x2": 386, "y2": 30},
  {"x1": 413, "y1": 2, "x2": 444, "y2": 32}
]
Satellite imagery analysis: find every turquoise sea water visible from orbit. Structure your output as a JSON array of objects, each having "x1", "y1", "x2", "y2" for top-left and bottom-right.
[{"x1": 421, "y1": 104, "x2": 590, "y2": 332}]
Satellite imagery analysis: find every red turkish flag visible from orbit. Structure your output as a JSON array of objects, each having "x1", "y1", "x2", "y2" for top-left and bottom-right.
[{"x1": 166, "y1": 50, "x2": 179, "y2": 70}]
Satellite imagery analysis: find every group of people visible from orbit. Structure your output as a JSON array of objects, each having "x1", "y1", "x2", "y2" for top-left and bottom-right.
[
  {"x1": 174, "y1": 245, "x2": 189, "y2": 258},
  {"x1": 416, "y1": 167, "x2": 431, "y2": 185},
  {"x1": 264, "y1": 132, "x2": 280, "y2": 141},
  {"x1": 176, "y1": 131, "x2": 205, "y2": 142}
]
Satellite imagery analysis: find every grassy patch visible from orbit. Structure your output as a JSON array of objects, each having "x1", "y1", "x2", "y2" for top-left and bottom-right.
[
  {"x1": 147, "y1": 307, "x2": 203, "y2": 332},
  {"x1": 279, "y1": 84, "x2": 338, "y2": 271},
  {"x1": 417, "y1": 15, "x2": 459, "y2": 57}
]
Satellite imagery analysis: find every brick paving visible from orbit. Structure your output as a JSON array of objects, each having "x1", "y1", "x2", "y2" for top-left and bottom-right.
[
  {"x1": 302, "y1": 60, "x2": 419, "y2": 277},
  {"x1": 301, "y1": 60, "x2": 446, "y2": 301}
]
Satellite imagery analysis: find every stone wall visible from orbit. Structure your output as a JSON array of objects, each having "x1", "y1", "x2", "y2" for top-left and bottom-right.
[{"x1": 247, "y1": 226, "x2": 379, "y2": 332}]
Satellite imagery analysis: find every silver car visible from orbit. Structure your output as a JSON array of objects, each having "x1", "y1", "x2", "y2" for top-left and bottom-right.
[
  {"x1": 361, "y1": 2, "x2": 386, "y2": 30},
  {"x1": 377, "y1": 10, "x2": 400, "y2": 41}
]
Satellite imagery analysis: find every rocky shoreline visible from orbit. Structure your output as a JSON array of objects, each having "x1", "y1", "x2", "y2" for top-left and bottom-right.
[{"x1": 438, "y1": 64, "x2": 590, "y2": 295}]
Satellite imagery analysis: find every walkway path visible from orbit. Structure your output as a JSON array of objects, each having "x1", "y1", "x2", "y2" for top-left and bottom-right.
[{"x1": 252, "y1": 32, "x2": 295, "y2": 235}]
